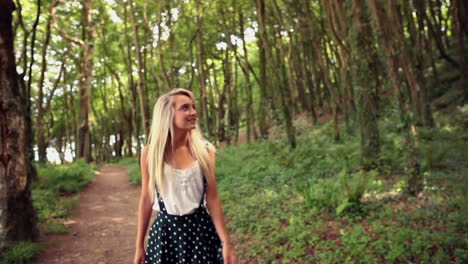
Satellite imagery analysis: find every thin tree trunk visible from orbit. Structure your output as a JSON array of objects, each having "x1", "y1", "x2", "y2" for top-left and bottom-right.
[
  {"x1": 142, "y1": 0, "x2": 162, "y2": 96},
  {"x1": 271, "y1": 0, "x2": 296, "y2": 148},
  {"x1": 128, "y1": 0, "x2": 150, "y2": 139},
  {"x1": 195, "y1": 0, "x2": 211, "y2": 136},
  {"x1": 453, "y1": 0, "x2": 468, "y2": 81},
  {"x1": 255, "y1": 0, "x2": 270, "y2": 139},
  {"x1": 156, "y1": 1, "x2": 172, "y2": 90},
  {"x1": 350, "y1": 0, "x2": 380, "y2": 168},
  {"x1": 36, "y1": 6, "x2": 52, "y2": 163},
  {"x1": 78, "y1": 0, "x2": 95, "y2": 162},
  {"x1": 238, "y1": 12, "x2": 258, "y2": 141},
  {"x1": 52, "y1": 0, "x2": 96, "y2": 162}
]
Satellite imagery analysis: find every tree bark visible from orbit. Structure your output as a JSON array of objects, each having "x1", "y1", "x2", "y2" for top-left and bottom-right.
[
  {"x1": 36, "y1": 5, "x2": 52, "y2": 164},
  {"x1": 77, "y1": 0, "x2": 95, "y2": 162},
  {"x1": 350, "y1": 0, "x2": 381, "y2": 167},
  {"x1": 128, "y1": 0, "x2": 150, "y2": 139},
  {"x1": 0, "y1": 0, "x2": 39, "y2": 251},
  {"x1": 51, "y1": 0, "x2": 96, "y2": 162},
  {"x1": 238, "y1": 12, "x2": 257, "y2": 142},
  {"x1": 255, "y1": 0, "x2": 270, "y2": 139},
  {"x1": 195, "y1": 0, "x2": 211, "y2": 136}
]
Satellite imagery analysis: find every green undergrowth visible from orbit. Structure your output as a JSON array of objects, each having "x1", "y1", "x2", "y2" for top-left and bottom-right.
[
  {"x1": 214, "y1": 107, "x2": 467, "y2": 263},
  {"x1": 0, "y1": 242, "x2": 42, "y2": 264},
  {"x1": 32, "y1": 159, "x2": 97, "y2": 234}
]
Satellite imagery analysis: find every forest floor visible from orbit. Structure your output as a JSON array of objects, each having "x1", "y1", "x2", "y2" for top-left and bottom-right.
[{"x1": 30, "y1": 164, "x2": 153, "y2": 264}]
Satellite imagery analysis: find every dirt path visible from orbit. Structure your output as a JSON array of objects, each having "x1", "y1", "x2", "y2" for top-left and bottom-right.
[{"x1": 31, "y1": 164, "x2": 155, "y2": 264}]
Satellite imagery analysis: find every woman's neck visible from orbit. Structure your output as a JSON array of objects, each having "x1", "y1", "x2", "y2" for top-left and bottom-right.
[{"x1": 171, "y1": 129, "x2": 190, "y2": 150}]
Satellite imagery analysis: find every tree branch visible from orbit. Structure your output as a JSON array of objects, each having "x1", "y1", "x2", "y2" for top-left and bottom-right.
[{"x1": 50, "y1": 0, "x2": 85, "y2": 46}]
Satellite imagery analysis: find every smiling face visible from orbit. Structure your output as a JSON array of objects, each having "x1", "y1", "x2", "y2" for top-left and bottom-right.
[{"x1": 172, "y1": 94, "x2": 197, "y2": 131}]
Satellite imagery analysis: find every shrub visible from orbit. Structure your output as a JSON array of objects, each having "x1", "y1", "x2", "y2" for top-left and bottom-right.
[
  {"x1": 0, "y1": 242, "x2": 42, "y2": 264},
  {"x1": 34, "y1": 159, "x2": 96, "y2": 194},
  {"x1": 337, "y1": 169, "x2": 377, "y2": 216},
  {"x1": 299, "y1": 178, "x2": 341, "y2": 212}
]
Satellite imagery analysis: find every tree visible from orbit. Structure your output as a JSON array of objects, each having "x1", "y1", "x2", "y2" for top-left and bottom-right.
[
  {"x1": 0, "y1": 0, "x2": 39, "y2": 252},
  {"x1": 349, "y1": 0, "x2": 381, "y2": 167},
  {"x1": 51, "y1": 0, "x2": 96, "y2": 162},
  {"x1": 128, "y1": 0, "x2": 150, "y2": 138}
]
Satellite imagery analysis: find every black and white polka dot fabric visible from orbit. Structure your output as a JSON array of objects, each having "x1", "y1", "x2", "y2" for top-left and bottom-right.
[{"x1": 145, "y1": 176, "x2": 223, "y2": 263}]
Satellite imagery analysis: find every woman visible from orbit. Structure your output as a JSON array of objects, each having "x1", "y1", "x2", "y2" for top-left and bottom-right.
[{"x1": 134, "y1": 88, "x2": 237, "y2": 264}]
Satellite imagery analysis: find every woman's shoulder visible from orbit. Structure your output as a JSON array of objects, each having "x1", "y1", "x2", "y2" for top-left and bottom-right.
[
  {"x1": 141, "y1": 145, "x2": 150, "y2": 160},
  {"x1": 143, "y1": 144, "x2": 150, "y2": 152},
  {"x1": 142, "y1": 145, "x2": 149, "y2": 154},
  {"x1": 203, "y1": 140, "x2": 216, "y2": 153}
]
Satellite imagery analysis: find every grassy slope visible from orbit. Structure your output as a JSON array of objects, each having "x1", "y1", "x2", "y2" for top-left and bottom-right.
[{"x1": 215, "y1": 106, "x2": 468, "y2": 263}]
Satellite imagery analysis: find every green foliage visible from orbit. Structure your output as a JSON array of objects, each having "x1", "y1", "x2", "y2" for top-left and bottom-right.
[
  {"x1": 420, "y1": 142, "x2": 448, "y2": 169},
  {"x1": 32, "y1": 189, "x2": 80, "y2": 223},
  {"x1": 212, "y1": 113, "x2": 466, "y2": 262},
  {"x1": 33, "y1": 159, "x2": 96, "y2": 194},
  {"x1": 43, "y1": 221, "x2": 69, "y2": 234},
  {"x1": 299, "y1": 178, "x2": 340, "y2": 212},
  {"x1": 337, "y1": 169, "x2": 377, "y2": 216},
  {"x1": 31, "y1": 159, "x2": 95, "y2": 234},
  {"x1": 0, "y1": 242, "x2": 42, "y2": 264}
]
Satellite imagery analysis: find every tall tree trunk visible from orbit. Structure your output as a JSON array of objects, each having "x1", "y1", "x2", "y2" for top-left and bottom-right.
[
  {"x1": 0, "y1": 0, "x2": 39, "y2": 251},
  {"x1": 301, "y1": 41, "x2": 318, "y2": 124},
  {"x1": 453, "y1": 0, "x2": 468, "y2": 92},
  {"x1": 142, "y1": 0, "x2": 162, "y2": 96},
  {"x1": 128, "y1": 0, "x2": 150, "y2": 139},
  {"x1": 368, "y1": 0, "x2": 423, "y2": 195},
  {"x1": 291, "y1": 34, "x2": 311, "y2": 114},
  {"x1": 350, "y1": 0, "x2": 380, "y2": 168},
  {"x1": 195, "y1": 0, "x2": 211, "y2": 137},
  {"x1": 367, "y1": 0, "x2": 406, "y2": 121},
  {"x1": 52, "y1": 0, "x2": 96, "y2": 162},
  {"x1": 122, "y1": 2, "x2": 137, "y2": 155},
  {"x1": 271, "y1": 0, "x2": 296, "y2": 148},
  {"x1": 238, "y1": 12, "x2": 258, "y2": 142},
  {"x1": 232, "y1": 60, "x2": 240, "y2": 145},
  {"x1": 303, "y1": 0, "x2": 340, "y2": 140},
  {"x1": 63, "y1": 64, "x2": 72, "y2": 162},
  {"x1": 324, "y1": 0, "x2": 355, "y2": 134},
  {"x1": 255, "y1": 0, "x2": 270, "y2": 139},
  {"x1": 15, "y1": 0, "x2": 39, "y2": 184},
  {"x1": 36, "y1": 6, "x2": 52, "y2": 163},
  {"x1": 156, "y1": 1, "x2": 172, "y2": 90},
  {"x1": 77, "y1": 0, "x2": 95, "y2": 162}
]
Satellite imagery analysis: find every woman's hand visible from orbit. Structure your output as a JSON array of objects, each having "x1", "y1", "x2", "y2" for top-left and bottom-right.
[
  {"x1": 222, "y1": 242, "x2": 238, "y2": 264},
  {"x1": 133, "y1": 246, "x2": 146, "y2": 264}
]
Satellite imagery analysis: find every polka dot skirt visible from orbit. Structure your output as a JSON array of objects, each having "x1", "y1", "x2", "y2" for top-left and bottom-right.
[{"x1": 145, "y1": 177, "x2": 223, "y2": 264}]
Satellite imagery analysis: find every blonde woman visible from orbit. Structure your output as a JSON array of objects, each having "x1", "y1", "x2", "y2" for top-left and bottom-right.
[{"x1": 134, "y1": 88, "x2": 237, "y2": 264}]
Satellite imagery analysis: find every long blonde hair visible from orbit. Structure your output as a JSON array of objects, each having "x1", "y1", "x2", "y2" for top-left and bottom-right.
[{"x1": 146, "y1": 88, "x2": 215, "y2": 204}]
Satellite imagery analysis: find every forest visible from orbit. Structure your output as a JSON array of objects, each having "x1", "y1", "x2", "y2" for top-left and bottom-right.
[{"x1": 1, "y1": 0, "x2": 467, "y2": 263}]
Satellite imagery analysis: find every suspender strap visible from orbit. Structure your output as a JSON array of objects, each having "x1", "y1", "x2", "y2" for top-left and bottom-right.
[{"x1": 198, "y1": 175, "x2": 207, "y2": 207}]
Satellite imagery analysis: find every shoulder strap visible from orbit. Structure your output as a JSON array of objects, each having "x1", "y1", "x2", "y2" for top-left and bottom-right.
[{"x1": 198, "y1": 174, "x2": 207, "y2": 207}]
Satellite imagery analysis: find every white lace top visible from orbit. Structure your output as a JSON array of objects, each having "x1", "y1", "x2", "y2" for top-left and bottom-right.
[{"x1": 152, "y1": 160, "x2": 206, "y2": 216}]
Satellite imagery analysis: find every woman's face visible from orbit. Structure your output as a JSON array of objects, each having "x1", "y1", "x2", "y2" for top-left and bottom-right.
[{"x1": 172, "y1": 94, "x2": 197, "y2": 131}]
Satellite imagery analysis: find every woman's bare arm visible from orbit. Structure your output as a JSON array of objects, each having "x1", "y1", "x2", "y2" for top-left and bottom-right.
[
  {"x1": 135, "y1": 145, "x2": 154, "y2": 250},
  {"x1": 205, "y1": 149, "x2": 232, "y2": 245}
]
